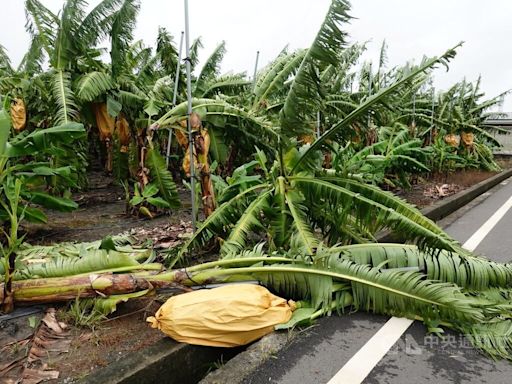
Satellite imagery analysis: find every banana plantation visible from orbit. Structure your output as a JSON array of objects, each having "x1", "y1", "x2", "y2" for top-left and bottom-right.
[{"x1": 2, "y1": 0, "x2": 512, "y2": 382}]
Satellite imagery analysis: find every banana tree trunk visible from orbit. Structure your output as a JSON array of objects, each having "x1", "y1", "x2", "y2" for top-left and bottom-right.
[
  {"x1": 195, "y1": 129, "x2": 216, "y2": 217},
  {"x1": 177, "y1": 113, "x2": 216, "y2": 217},
  {"x1": 1, "y1": 273, "x2": 154, "y2": 304},
  {"x1": 115, "y1": 113, "x2": 131, "y2": 180},
  {"x1": 1, "y1": 257, "x2": 294, "y2": 307},
  {"x1": 0, "y1": 268, "x2": 255, "y2": 306},
  {"x1": 105, "y1": 138, "x2": 113, "y2": 174}
]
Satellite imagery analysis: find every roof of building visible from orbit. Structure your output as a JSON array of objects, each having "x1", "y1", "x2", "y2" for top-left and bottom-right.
[{"x1": 485, "y1": 112, "x2": 512, "y2": 126}]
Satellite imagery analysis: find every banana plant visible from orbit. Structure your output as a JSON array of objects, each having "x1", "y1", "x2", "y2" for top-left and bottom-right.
[
  {"x1": 126, "y1": 136, "x2": 180, "y2": 219},
  {"x1": 0, "y1": 177, "x2": 23, "y2": 312},
  {"x1": 178, "y1": 144, "x2": 463, "y2": 264},
  {"x1": 177, "y1": 0, "x2": 463, "y2": 260},
  {"x1": 331, "y1": 124, "x2": 432, "y2": 188},
  {"x1": 0, "y1": 108, "x2": 86, "y2": 312},
  {"x1": 21, "y1": 0, "x2": 146, "y2": 178},
  {"x1": 6, "y1": 241, "x2": 512, "y2": 361},
  {"x1": 0, "y1": 109, "x2": 85, "y2": 222}
]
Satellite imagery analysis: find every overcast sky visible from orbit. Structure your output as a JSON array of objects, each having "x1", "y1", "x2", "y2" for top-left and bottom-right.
[{"x1": 2, "y1": 0, "x2": 511, "y2": 110}]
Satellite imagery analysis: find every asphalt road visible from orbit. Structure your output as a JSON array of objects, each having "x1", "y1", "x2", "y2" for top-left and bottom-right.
[{"x1": 244, "y1": 177, "x2": 512, "y2": 384}]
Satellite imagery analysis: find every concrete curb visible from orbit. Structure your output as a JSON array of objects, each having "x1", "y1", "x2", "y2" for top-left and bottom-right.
[
  {"x1": 199, "y1": 333, "x2": 290, "y2": 384},
  {"x1": 79, "y1": 337, "x2": 242, "y2": 384},
  {"x1": 81, "y1": 167, "x2": 512, "y2": 384}
]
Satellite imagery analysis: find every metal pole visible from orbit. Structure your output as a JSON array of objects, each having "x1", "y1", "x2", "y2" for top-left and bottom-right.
[
  {"x1": 430, "y1": 87, "x2": 435, "y2": 144},
  {"x1": 412, "y1": 93, "x2": 416, "y2": 126},
  {"x1": 184, "y1": 0, "x2": 196, "y2": 232},
  {"x1": 166, "y1": 31, "x2": 184, "y2": 167},
  {"x1": 252, "y1": 50, "x2": 260, "y2": 92},
  {"x1": 316, "y1": 111, "x2": 321, "y2": 139},
  {"x1": 368, "y1": 63, "x2": 372, "y2": 96},
  {"x1": 367, "y1": 63, "x2": 372, "y2": 128}
]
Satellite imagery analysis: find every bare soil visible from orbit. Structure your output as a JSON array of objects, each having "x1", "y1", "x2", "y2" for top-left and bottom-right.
[
  {"x1": 395, "y1": 169, "x2": 500, "y2": 208},
  {"x1": 23, "y1": 171, "x2": 193, "y2": 245},
  {"x1": 0, "y1": 299, "x2": 166, "y2": 384},
  {"x1": 55, "y1": 298, "x2": 165, "y2": 382}
]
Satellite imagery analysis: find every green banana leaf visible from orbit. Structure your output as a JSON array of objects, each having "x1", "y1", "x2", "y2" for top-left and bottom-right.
[{"x1": 5, "y1": 122, "x2": 86, "y2": 157}]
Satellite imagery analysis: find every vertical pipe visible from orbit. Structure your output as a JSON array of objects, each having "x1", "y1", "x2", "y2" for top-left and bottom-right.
[
  {"x1": 166, "y1": 32, "x2": 185, "y2": 167},
  {"x1": 367, "y1": 63, "x2": 372, "y2": 128},
  {"x1": 316, "y1": 111, "x2": 321, "y2": 139},
  {"x1": 252, "y1": 50, "x2": 260, "y2": 92},
  {"x1": 431, "y1": 87, "x2": 435, "y2": 144},
  {"x1": 412, "y1": 93, "x2": 416, "y2": 126},
  {"x1": 368, "y1": 63, "x2": 372, "y2": 96},
  {"x1": 184, "y1": 0, "x2": 196, "y2": 232}
]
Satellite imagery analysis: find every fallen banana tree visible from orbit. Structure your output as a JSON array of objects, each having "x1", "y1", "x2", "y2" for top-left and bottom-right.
[{"x1": 3, "y1": 242, "x2": 512, "y2": 360}]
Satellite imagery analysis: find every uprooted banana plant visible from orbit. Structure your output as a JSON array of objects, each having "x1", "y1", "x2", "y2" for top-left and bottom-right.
[{"x1": 4, "y1": 242, "x2": 512, "y2": 360}]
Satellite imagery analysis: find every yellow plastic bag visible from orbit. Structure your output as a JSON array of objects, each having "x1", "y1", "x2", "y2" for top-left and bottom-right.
[
  {"x1": 461, "y1": 131, "x2": 474, "y2": 148},
  {"x1": 444, "y1": 133, "x2": 460, "y2": 147},
  {"x1": 10, "y1": 98, "x2": 27, "y2": 132},
  {"x1": 92, "y1": 103, "x2": 115, "y2": 141},
  {"x1": 147, "y1": 284, "x2": 295, "y2": 347},
  {"x1": 115, "y1": 114, "x2": 131, "y2": 153}
]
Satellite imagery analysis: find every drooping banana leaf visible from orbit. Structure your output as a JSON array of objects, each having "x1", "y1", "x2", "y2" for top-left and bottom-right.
[
  {"x1": 77, "y1": 71, "x2": 115, "y2": 102},
  {"x1": 156, "y1": 98, "x2": 277, "y2": 144},
  {"x1": 335, "y1": 243, "x2": 512, "y2": 291},
  {"x1": 51, "y1": 70, "x2": 79, "y2": 125},
  {"x1": 13, "y1": 249, "x2": 153, "y2": 281},
  {"x1": 292, "y1": 176, "x2": 463, "y2": 254},
  {"x1": 178, "y1": 183, "x2": 272, "y2": 259},
  {"x1": 145, "y1": 148, "x2": 180, "y2": 208},
  {"x1": 280, "y1": 0, "x2": 351, "y2": 138},
  {"x1": 20, "y1": 206, "x2": 47, "y2": 224},
  {"x1": 293, "y1": 43, "x2": 462, "y2": 172},
  {"x1": 25, "y1": 191, "x2": 78, "y2": 212},
  {"x1": 5, "y1": 122, "x2": 86, "y2": 158},
  {"x1": 16, "y1": 234, "x2": 142, "y2": 261},
  {"x1": 209, "y1": 128, "x2": 229, "y2": 164}
]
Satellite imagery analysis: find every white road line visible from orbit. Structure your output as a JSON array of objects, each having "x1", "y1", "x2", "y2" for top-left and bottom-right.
[
  {"x1": 327, "y1": 317, "x2": 413, "y2": 384},
  {"x1": 461, "y1": 195, "x2": 512, "y2": 252},
  {"x1": 327, "y1": 189, "x2": 512, "y2": 384}
]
